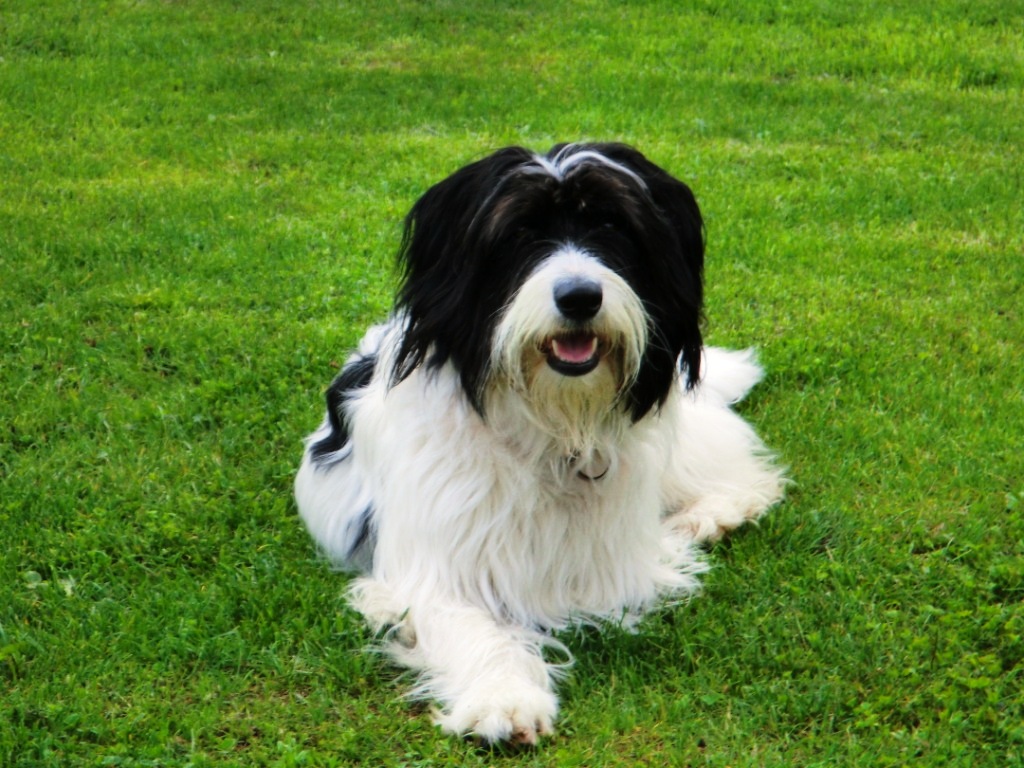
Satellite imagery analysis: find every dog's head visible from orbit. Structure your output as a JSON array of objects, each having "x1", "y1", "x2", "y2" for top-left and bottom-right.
[{"x1": 391, "y1": 143, "x2": 704, "y2": 422}]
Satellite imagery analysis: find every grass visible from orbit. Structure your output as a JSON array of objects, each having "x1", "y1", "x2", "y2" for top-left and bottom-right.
[{"x1": 1, "y1": 0, "x2": 1022, "y2": 765}]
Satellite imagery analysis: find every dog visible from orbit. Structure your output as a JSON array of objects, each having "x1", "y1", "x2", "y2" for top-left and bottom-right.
[{"x1": 295, "y1": 143, "x2": 785, "y2": 744}]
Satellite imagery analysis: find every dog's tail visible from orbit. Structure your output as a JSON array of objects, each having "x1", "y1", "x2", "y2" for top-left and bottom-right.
[{"x1": 696, "y1": 347, "x2": 766, "y2": 405}]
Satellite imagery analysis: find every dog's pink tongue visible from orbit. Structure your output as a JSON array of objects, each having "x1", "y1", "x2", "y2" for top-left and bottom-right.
[{"x1": 552, "y1": 334, "x2": 598, "y2": 363}]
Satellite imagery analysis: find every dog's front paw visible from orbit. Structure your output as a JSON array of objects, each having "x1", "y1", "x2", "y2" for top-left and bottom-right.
[
  {"x1": 663, "y1": 495, "x2": 761, "y2": 544},
  {"x1": 437, "y1": 682, "x2": 558, "y2": 746},
  {"x1": 667, "y1": 493, "x2": 770, "y2": 544}
]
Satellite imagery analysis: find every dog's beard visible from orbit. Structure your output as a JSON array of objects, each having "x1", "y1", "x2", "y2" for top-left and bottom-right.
[
  {"x1": 492, "y1": 342, "x2": 626, "y2": 456},
  {"x1": 489, "y1": 257, "x2": 648, "y2": 458}
]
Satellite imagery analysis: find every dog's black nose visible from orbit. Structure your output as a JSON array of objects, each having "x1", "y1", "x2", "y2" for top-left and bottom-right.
[{"x1": 553, "y1": 278, "x2": 603, "y2": 321}]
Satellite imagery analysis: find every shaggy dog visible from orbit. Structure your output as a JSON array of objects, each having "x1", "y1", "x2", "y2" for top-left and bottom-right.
[{"x1": 295, "y1": 143, "x2": 785, "y2": 744}]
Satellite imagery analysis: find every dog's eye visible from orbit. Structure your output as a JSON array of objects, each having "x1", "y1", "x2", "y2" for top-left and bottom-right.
[
  {"x1": 589, "y1": 207, "x2": 628, "y2": 233},
  {"x1": 598, "y1": 218, "x2": 630, "y2": 235}
]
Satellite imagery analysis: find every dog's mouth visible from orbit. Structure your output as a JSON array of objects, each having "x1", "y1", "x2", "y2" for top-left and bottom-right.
[{"x1": 543, "y1": 331, "x2": 602, "y2": 376}]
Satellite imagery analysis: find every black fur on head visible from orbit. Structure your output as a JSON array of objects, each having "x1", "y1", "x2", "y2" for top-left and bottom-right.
[{"x1": 390, "y1": 142, "x2": 705, "y2": 421}]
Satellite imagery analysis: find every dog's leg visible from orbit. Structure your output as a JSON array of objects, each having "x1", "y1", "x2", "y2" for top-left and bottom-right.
[
  {"x1": 661, "y1": 350, "x2": 786, "y2": 543},
  {"x1": 351, "y1": 579, "x2": 559, "y2": 745},
  {"x1": 661, "y1": 406, "x2": 785, "y2": 543}
]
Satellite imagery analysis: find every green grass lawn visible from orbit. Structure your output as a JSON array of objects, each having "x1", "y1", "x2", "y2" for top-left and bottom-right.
[{"x1": 2, "y1": 0, "x2": 1022, "y2": 765}]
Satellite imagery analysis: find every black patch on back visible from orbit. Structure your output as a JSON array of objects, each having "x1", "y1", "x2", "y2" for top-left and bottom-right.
[
  {"x1": 310, "y1": 354, "x2": 377, "y2": 464},
  {"x1": 346, "y1": 503, "x2": 375, "y2": 564}
]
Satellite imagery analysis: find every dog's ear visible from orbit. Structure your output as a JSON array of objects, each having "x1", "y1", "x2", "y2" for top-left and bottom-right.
[
  {"x1": 392, "y1": 147, "x2": 535, "y2": 408},
  {"x1": 590, "y1": 144, "x2": 705, "y2": 417}
]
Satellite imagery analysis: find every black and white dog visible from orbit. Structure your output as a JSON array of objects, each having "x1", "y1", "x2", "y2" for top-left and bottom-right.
[{"x1": 295, "y1": 143, "x2": 784, "y2": 744}]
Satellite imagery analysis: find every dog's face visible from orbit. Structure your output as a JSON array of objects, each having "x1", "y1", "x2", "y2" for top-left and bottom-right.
[{"x1": 391, "y1": 143, "x2": 704, "y2": 421}]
